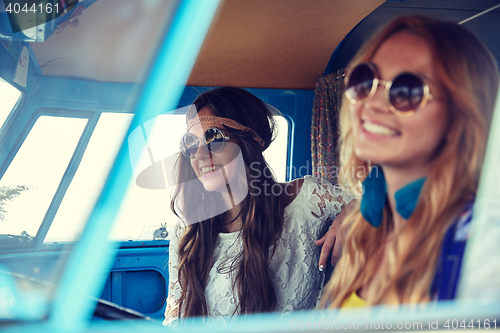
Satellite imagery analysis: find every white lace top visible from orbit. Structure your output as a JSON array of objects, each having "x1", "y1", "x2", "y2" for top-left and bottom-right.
[{"x1": 163, "y1": 176, "x2": 351, "y2": 325}]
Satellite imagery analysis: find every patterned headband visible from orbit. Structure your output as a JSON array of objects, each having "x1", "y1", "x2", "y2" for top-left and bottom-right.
[{"x1": 187, "y1": 116, "x2": 265, "y2": 148}]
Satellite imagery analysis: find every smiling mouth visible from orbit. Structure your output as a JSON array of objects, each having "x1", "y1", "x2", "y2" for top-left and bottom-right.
[
  {"x1": 362, "y1": 121, "x2": 400, "y2": 136},
  {"x1": 200, "y1": 165, "x2": 222, "y2": 174}
]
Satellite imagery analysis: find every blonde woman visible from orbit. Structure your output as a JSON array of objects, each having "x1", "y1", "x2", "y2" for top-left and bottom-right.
[{"x1": 319, "y1": 16, "x2": 499, "y2": 308}]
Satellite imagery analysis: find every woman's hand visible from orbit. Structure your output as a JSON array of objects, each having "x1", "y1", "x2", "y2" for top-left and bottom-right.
[{"x1": 315, "y1": 200, "x2": 357, "y2": 270}]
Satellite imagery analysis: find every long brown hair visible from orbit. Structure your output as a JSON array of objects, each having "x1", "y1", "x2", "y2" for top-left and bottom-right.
[
  {"x1": 170, "y1": 87, "x2": 286, "y2": 317},
  {"x1": 320, "y1": 16, "x2": 499, "y2": 307}
]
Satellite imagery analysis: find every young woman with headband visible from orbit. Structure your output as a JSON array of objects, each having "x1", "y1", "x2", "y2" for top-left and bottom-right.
[
  {"x1": 164, "y1": 87, "x2": 353, "y2": 324},
  {"x1": 319, "y1": 15, "x2": 499, "y2": 308}
]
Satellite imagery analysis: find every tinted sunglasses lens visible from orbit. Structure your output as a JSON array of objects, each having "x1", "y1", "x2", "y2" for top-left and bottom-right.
[
  {"x1": 389, "y1": 74, "x2": 424, "y2": 112},
  {"x1": 347, "y1": 64, "x2": 374, "y2": 101},
  {"x1": 204, "y1": 128, "x2": 226, "y2": 153},
  {"x1": 180, "y1": 134, "x2": 198, "y2": 158}
]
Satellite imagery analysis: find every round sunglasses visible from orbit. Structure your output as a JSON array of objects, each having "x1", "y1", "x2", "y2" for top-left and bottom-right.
[
  {"x1": 180, "y1": 127, "x2": 235, "y2": 159},
  {"x1": 345, "y1": 62, "x2": 444, "y2": 116}
]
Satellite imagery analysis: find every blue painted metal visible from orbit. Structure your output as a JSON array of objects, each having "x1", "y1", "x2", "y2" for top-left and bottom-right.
[
  {"x1": 99, "y1": 243, "x2": 169, "y2": 319},
  {"x1": 234, "y1": 88, "x2": 314, "y2": 181},
  {"x1": 25, "y1": 44, "x2": 41, "y2": 76},
  {"x1": 0, "y1": 241, "x2": 169, "y2": 319},
  {"x1": 103, "y1": 269, "x2": 166, "y2": 316},
  {"x1": 111, "y1": 271, "x2": 124, "y2": 307},
  {"x1": 48, "y1": 0, "x2": 221, "y2": 330},
  {"x1": 0, "y1": 44, "x2": 28, "y2": 145}
]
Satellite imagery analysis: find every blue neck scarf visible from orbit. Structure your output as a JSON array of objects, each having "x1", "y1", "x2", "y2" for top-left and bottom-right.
[{"x1": 360, "y1": 167, "x2": 426, "y2": 228}]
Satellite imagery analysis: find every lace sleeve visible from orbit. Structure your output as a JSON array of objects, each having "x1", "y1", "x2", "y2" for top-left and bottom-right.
[
  {"x1": 305, "y1": 177, "x2": 354, "y2": 222},
  {"x1": 270, "y1": 177, "x2": 355, "y2": 312},
  {"x1": 163, "y1": 225, "x2": 183, "y2": 326}
]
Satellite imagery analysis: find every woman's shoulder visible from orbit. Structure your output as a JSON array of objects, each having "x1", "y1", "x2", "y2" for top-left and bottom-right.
[
  {"x1": 280, "y1": 177, "x2": 305, "y2": 207},
  {"x1": 284, "y1": 176, "x2": 353, "y2": 219}
]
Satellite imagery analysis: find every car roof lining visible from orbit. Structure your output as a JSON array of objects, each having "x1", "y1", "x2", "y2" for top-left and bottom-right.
[{"x1": 187, "y1": 0, "x2": 384, "y2": 89}]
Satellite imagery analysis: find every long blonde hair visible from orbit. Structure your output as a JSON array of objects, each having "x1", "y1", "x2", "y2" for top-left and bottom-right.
[{"x1": 320, "y1": 16, "x2": 499, "y2": 307}]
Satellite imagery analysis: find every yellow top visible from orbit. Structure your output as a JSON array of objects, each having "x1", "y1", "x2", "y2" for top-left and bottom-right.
[{"x1": 341, "y1": 291, "x2": 367, "y2": 308}]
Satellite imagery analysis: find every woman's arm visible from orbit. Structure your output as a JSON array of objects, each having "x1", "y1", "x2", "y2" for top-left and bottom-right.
[{"x1": 315, "y1": 198, "x2": 357, "y2": 269}]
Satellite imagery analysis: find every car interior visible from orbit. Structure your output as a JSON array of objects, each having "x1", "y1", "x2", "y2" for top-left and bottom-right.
[{"x1": 0, "y1": 0, "x2": 499, "y2": 331}]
